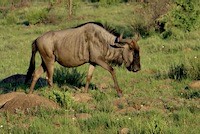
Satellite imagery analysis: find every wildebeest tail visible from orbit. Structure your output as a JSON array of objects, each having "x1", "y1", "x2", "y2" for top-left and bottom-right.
[{"x1": 25, "y1": 40, "x2": 38, "y2": 83}]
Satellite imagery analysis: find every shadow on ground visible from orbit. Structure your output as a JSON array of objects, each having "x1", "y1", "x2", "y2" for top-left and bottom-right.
[
  {"x1": 0, "y1": 74, "x2": 47, "y2": 94},
  {"x1": 0, "y1": 68, "x2": 97, "y2": 94}
]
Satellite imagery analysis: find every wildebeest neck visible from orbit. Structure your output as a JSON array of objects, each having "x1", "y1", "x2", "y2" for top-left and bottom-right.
[{"x1": 105, "y1": 46, "x2": 124, "y2": 66}]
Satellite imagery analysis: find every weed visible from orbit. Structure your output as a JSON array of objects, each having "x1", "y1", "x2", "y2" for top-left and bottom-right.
[
  {"x1": 168, "y1": 63, "x2": 187, "y2": 81},
  {"x1": 180, "y1": 88, "x2": 200, "y2": 99}
]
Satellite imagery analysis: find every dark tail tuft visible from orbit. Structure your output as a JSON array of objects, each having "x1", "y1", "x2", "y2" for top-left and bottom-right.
[{"x1": 25, "y1": 40, "x2": 37, "y2": 84}]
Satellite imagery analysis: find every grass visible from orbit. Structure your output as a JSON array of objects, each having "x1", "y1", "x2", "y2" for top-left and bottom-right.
[{"x1": 0, "y1": 2, "x2": 200, "y2": 134}]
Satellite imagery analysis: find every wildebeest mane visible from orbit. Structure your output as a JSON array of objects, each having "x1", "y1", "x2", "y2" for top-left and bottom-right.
[{"x1": 74, "y1": 22, "x2": 120, "y2": 37}]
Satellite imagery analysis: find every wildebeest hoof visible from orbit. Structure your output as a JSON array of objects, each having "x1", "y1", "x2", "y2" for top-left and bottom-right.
[{"x1": 27, "y1": 91, "x2": 33, "y2": 94}]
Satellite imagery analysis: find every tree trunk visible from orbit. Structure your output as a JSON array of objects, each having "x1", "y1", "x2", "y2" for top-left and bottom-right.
[{"x1": 68, "y1": 0, "x2": 72, "y2": 17}]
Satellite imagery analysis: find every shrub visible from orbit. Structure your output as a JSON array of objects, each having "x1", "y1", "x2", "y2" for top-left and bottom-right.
[
  {"x1": 25, "y1": 7, "x2": 49, "y2": 24},
  {"x1": 48, "y1": 90, "x2": 74, "y2": 109},
  {"x1": 131, "y1": 0, "x2": 171, "y2": 37},
  {"x1": 53, "y1": 67, "x2": 86, "y2": 88},
  {"x1": 168, "y1": 63, "x2": 187, "y2": 81},
  {"x1": 159, "y1": 0, "x2": 200, "y2": 39}
]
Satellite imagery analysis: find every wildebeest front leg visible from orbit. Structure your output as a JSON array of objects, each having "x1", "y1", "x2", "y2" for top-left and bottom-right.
[
  {"x1": 84, "y1": 64, "x2": 95, "y2": 93},
  {"x1": 96, "y1": 59, "x2": 123, "y2": 97}
]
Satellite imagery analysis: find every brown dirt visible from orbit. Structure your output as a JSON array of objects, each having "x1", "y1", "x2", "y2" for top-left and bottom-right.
[
  {"x1": 75, "y1": 113, "x2": 92, "y2": 120},
  {"x1": 189, "y1": 80, "x2": 200, "y2": 89},
  {"x1": 72, "y1": 93, "x2": 93, "y2": 103},
  {"x1": 119, "y1": 128, "x2": 130, "y2": 134},
  {"x1": 0, "y1": 92, "x2": 59, "y2": 114}
]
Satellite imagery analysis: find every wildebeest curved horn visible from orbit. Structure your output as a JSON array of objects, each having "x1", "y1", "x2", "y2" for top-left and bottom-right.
[
  {"x1": 134, "y1": 33, "x2": 140, "y2": 42},
  {"x1": 118, "y1": 38, "x2": 132, "y2": 44}
]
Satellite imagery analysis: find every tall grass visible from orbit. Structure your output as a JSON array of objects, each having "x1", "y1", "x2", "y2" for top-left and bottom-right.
[{"x1": 0, "y1": 2, "x2": 200, "y2": 134}]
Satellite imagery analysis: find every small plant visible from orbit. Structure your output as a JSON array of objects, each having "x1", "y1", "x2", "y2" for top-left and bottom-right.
[
  {"x1": 156, "y1": 57, "x2": 200, "y2": 80},
  {"x1": 186, "y1": 57, "x2": 200, "y2": 80},
  {"x1": 168, "y1": 63, "x2": 187, "y2": 81},
  {"x1": 48, "y1": 90, "x2": 74, "y2": 109},
  {"x1": 180, "y1": 88, "x2": 200, "y2": 99},
  {"x1": 53, "y1": 67, "x2": 86, "y2": 88}
]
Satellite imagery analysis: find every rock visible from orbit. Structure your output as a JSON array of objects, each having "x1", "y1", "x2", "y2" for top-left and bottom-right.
[{"x1": 119, "y1": 128, "x2": 130, "y2": 134}]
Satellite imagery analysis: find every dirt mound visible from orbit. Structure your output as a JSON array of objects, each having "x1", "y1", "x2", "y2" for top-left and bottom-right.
[{"x1": 0, "y1": 92, "x2": 59, "y2": 114}]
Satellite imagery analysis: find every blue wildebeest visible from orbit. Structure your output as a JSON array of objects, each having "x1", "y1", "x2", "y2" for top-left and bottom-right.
[{"x1": 25, "y1": 22, "x2": 141, "y2": 97}]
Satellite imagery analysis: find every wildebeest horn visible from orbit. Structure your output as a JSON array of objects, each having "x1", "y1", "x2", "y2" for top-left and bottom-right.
[
  {"x1": 134, "y1": 33, "x2": 140, "y2": 42},
  {"x1": 118, "y1": 38, "x2": 132, "y2": 44}
]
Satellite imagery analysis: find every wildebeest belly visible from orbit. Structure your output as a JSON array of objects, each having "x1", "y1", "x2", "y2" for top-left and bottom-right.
[{"x1": 54, "y1": 45, "x2": 89, "y2": 67}]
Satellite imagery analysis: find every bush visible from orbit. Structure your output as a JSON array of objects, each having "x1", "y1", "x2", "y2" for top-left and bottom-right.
[
  {"x1": 159, "y1": 0, "x2": 200, "y2": 38},
  {"x1": 131, "y1": 0, "x2": 171, "y2": 37},
  {"x1": 168, "y1": 63, "x2": 187, "y2": 81},
  {"x1": 25, "y1": 7, "x2": 49, "y2": 24},
  {"x1": 53, "y1": 67, "x2": 86, "y2": 88}
]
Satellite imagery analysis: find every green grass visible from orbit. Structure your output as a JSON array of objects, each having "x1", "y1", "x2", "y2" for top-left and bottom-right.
[{"x1": 0, "y1": 2, "x2": 200, "y2": 134}]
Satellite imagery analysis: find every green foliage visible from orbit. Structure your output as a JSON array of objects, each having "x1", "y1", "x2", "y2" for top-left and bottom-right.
[
  {"x1": 168, "y1": 63, "x2": 187, "y2": 80},
  {"x1": 47, "y1": 89, "x2": 74, "y2": 109},
  {"x1": 4, "y1": 12, "x2": 19, "y2": 25},
  {"x1": 99, "y1": 0, "x2": 121, "y2": 6},
  {"x1": 156, "y1": 57, "x2": 200, "y2": 81},
  {"x1": 185, "y1": 57, "x2": 200, "y2": 80},
  {"x1": 173, "y1": 0, "x2": 200, "y2": 31},
  {"x1": 180, "y1": 88, "x2": 200, "y2": 99},
  {"x1": 160, "y1": 0, "x2": 200, "y2": 39},
  {"x1": 53, "y1": 67, "x2": 86, "y2": 87},
  {"x1": 25, "y1": 7, "x2": 49, "y2": 24},
  {"x1": 131, "y1": 0, "x2": 171, "y2": 37}
]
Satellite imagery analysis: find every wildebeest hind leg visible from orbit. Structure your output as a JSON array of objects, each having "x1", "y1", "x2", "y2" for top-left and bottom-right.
[
  {"x1": 29, "y1": 62, "x2": 46, "y2": 94},
  {"x1": 96, "y1": 59, "x2": 123, "y2": 97},
  {"x1": 45, "y1": 59, "x2": 55, "y2": 88},
  {"x1": 84, "y1": 64, "x2": 95, "y2": 93}
]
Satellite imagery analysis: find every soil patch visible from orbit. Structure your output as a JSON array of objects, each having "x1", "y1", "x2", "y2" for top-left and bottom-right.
[
  {"x1": 72, "y1": 93, "x2": 93, "y2": 103},
  {"x1": 0, "y1": 92, "x2": 59, "y2": 114},
  {"x1": 189, "y1": 81, "x2": 200, "y2": 89}
]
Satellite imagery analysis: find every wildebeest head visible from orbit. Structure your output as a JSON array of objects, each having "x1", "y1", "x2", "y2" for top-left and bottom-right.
[{"x1": 118, "y1": 34, "x2": 141, "y2": 72}]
